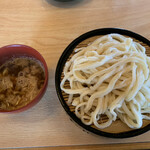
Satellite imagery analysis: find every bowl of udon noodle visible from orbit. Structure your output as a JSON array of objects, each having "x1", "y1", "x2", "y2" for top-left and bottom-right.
[
  {"x1": 0, "y1": 44, "x2": 48, "y2": 113},
  {"x1": 55, "y1": 28, "x2": 150, "y2": 138}
]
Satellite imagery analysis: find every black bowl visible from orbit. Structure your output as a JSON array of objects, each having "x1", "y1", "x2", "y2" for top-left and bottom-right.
[{"x1": 55, "y1": 28, "x2": 150, "y2": 138}]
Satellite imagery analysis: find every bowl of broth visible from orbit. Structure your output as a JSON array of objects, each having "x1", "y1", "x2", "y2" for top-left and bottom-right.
[{"x1": 0, "y1": 44, "x2": 48, "y2": 113}]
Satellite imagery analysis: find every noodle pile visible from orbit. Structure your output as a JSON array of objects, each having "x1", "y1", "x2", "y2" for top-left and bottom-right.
[{"x1": 60, "y1": 34, "x2": 150, "y2": 129}]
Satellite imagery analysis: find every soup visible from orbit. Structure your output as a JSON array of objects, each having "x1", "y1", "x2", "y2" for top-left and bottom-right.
[{"x1": 0, "y1": 57, "x2": 45, "y2": 111}]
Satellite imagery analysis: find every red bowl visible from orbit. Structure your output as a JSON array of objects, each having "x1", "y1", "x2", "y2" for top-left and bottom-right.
[{"x1": 0, "y1": 44, "x2": 48, "y2": 113}]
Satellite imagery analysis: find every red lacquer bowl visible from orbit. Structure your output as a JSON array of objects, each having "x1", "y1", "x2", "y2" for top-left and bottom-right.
[{"x1": 0, "y1": 44, "x2": 48, "y2": 113}]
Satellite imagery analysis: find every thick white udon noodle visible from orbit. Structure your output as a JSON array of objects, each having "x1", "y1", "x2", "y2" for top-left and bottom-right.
[{"x1": 60, "y1": 34, "x2": 150, "y2": 129}]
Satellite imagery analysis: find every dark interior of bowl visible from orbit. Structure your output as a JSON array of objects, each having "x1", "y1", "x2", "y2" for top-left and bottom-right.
[{"x1": 55, "y1": 28, "x2": 150, "y2": 138}]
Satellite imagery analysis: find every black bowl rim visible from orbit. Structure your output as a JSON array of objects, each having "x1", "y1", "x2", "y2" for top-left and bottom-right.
[{"x1": 55, "y1": 28, "x2": 150, "y2": 138}]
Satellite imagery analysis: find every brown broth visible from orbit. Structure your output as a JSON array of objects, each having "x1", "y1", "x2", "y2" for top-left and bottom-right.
[{"x1": 0, "y1": 57, "x2": 45, "y2": 111}]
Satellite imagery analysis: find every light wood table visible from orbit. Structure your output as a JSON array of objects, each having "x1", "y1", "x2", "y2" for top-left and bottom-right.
[{"x1": 0, "y1": 0, "x2": 150, "y2": 149}]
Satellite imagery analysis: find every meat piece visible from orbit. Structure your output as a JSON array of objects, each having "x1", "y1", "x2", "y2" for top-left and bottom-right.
[{"x1": 0, "y1": 76, "x2": 13, "y2": 91}]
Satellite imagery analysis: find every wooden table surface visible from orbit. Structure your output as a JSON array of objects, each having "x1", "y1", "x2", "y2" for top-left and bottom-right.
[{"x1": 1, "y1": 0, "x2": 150, "y2": 149}]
